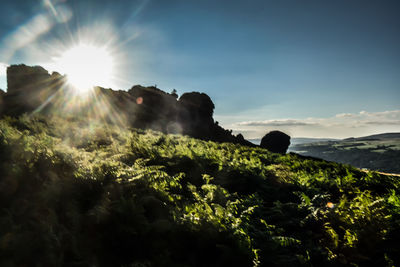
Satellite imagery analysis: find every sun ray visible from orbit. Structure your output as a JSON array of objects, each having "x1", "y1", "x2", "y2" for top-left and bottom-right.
[{"x1": 55, "y1": 43, "x2": 114, "y2": 94}]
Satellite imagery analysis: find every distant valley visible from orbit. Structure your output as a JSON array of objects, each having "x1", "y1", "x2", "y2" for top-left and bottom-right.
[
  {"x1": 290, "y1": 133, "x2": 400, "y2": 174},
  {"x1": 249, "y1": 137, "x2": 338, "y2": 148}
]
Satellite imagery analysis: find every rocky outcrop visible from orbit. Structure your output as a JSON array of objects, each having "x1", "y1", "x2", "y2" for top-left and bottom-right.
[
  {"x1": 1, "y1": 64, "x2": 251, "y2": 147},
  {"x1": 5, "y1": 64, "x2": 65, "y2": 114},
  {"x1": 260, "y1": 131, "x2": 291, "y2": 154},
  {"x1": 127, "y1": 85, "x2": 179, "y2": 132},
  {"x1": 178, "y1": 92, "x2": 215, "y2": 139}
]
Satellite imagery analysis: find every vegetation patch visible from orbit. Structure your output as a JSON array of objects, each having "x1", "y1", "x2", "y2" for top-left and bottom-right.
[{"x1": 0, "y1": 115, "x2": 399, "y2": 266}]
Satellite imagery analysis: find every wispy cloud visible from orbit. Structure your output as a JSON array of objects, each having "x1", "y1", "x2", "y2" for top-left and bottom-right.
[
  {"x1": 0, "y1": 4, "x2": 72, "y2": 62},
  {"x1": 237, "y1": 119, "x2": 316, "y2": 127},
  {"x1": 230, "y1": 110, "x2": 400, "y2": 139},
  {"x1": 364, "y1": 120, "x2": 400, "y2": 126},
  {"x1": 335, "y1": 113, "x2": 355, "y2": 118}
]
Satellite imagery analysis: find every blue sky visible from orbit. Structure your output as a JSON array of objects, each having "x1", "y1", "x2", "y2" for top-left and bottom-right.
[{"x1": 0, "y1": 0, "x2": 399, "y2": 138}]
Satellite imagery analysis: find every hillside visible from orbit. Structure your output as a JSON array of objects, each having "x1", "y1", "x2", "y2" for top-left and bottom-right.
[
  {"x1": 1, "y1": 115, "x2": 399, "y2": 266},
  {"x1": 291, "y1": 133, "x2": 400, "y2": 174},
  {"x1": 345, "y1": 133, "x2": 400, "y2": 141}
]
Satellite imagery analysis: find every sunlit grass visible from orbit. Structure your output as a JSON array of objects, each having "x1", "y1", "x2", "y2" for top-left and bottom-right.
[{"x1": 0, "y1": 115, "x2": 399, "y2": 266}]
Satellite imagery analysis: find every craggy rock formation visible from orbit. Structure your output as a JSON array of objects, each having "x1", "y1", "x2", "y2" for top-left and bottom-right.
[
  {"x1": 95, "y1": 86, "x2": 255, "y2": 147},
  {"x1": 127, "y1": 85, "x2": 179, "y2": 132},
  {"x1": 91, "y1": 86, "x2": 137, "y2": 125},
  {"x1": 260, "y1": 130, "x2": 291, "y2": 154},
  {"x1": 1, "y1": 64, "x2": 252, "y2": 146},
  {"x1": 178, "y1": 92, "x2": 215, "y2": 139},
  {"x1": 5, "y1": 64, "x2": 65, "y2": 114},
  {"x1": 236, "y1": 133, "x2": 245, "y2": 142}
]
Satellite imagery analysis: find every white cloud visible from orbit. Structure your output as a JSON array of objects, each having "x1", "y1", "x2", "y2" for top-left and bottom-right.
[
  {"x1": 362, "y1": 110, "x2": 400, "y2": 119},
  {"x1": 230, "y1": 110, "x2": 400, "y2": 139},
  {"x1": 237, "y1": 119, "x2": 316, "y2": 127},
  {"x1": 335, "y1": 113, "x2": 354, "y2": 118},
  {"x1": 0, "y1": 62, "x2": 7, "y2": 76}
]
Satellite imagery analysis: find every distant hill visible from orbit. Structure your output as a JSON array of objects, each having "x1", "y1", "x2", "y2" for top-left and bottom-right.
[
  {"x1": 249, "y1": 137, "x2": 338, "y2": 149},
  {"x1": 344, "y1": 132, "x2": 400, "y2": 141},
  {"x1": 291, "y1": 133, "x2": 400, "y2": 173},
  {"x1": 289, "y1": 137, "x2": 339, "y2": 145}
]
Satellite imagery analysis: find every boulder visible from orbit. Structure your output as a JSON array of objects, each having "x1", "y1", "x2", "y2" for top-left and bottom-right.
[
  {"x1": 178, "y1": 92, "x2": 215, "y2": 138},
  {"x1": 260, "y1": 131, "x2": 290, "y2": 154},
  {"x1": 179, "y1": 92, "x2": 214, "y2": 118}
]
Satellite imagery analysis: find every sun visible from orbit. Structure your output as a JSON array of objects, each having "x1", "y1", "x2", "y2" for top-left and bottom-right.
[{"x1": 56, "y1": 43, "x2": 114, "y2": 93}]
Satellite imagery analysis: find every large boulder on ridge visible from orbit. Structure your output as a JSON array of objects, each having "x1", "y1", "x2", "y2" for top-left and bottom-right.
[
  {"x1": 260, "y1": 130, "x2": 291, "y2": 154},
  {"x1": 178, "y1": 92, "x2": 215, "y2": 138}
]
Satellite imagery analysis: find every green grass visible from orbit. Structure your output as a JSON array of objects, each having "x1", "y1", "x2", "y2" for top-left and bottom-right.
[{"x1": 1, "y1": 114, "x2": 399, "y2": 266}]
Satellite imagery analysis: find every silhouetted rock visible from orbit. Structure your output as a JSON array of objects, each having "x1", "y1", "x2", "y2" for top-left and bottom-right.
[
  {"x1": 237, "y1": 133, "x2": 244, "y2": 141},
  {"x1": 2, "y1": 64, "x2": 252, "y2": 147},
  {"x1": 128, "y1": 85, "x2": 178, "y2": 132},
  {"x1": 260, "y1": 131, "x2": 291, "y2": 154},
  {"x1": 178, "y1": 92, "x2": 215, "y2": 138},
  {"x1": 7, "y1": 64, "x2": 48, "y2": 94},
  {"x1": 179, "y1": 92, "x2": 214, "y2": 118},
  {"x1": 92, "y1": 86, "x2": 137, "y2": 125},
  {"x1": 5, "y1": 64, "x2": 65, "y2": 115},
  {"x1": 0, "y1": 89, "x2": 5, "y2": 114}
]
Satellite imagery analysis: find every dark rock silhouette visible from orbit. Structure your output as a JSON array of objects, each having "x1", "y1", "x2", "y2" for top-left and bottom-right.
[
  {"x1": 5, "y1": 64, "x2": 65, "y2": 115},
  {"x1": 178, "y1": 92, "x2": 214, "y2": 139},
  {"x1": 127, "y1": 85, "x2": 178, "y2": 132},
  {"x1": 0, "y1": 89, "x2": 5, "y2": 114},
  {"x1": 1, "y1": 64, "x2": 252, "y2": 147},
  {"x1": 260, "y1": 130, "x2": 291, "y2": 154},
  {"x1": 236, "y1": 133, "x2": 244, "y2": 141}
]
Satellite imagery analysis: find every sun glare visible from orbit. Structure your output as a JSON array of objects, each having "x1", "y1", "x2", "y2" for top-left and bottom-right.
[{"x1": 56, "y1": 43, "x2": 114, "y2": 93}]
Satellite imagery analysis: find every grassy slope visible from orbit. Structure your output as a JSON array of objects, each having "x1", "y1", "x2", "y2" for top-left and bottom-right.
[{"x1": 0, "y1": 115, "x2": 400, "y2": 266}]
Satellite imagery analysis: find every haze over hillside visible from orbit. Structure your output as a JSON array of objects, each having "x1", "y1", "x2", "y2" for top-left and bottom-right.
[{"x1": 291, "y1": 133, "x2": 400, "y2": 173}]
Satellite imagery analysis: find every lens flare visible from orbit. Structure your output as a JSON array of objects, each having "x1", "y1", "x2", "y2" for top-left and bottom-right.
[
  {"x1": 326, "y1": 202, "x2": 335, "y2": 208},
  {"x1": 136, "y1": 96, "x2": 143, "y2": 105},
  {"x1": 55, "y1": 43, "x2": 114, "y2": 93}
]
